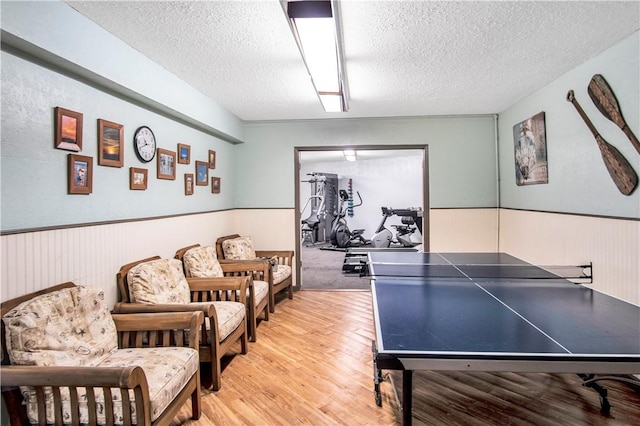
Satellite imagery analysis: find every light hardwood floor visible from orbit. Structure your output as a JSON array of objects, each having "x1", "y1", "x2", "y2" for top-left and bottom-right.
[{"x1": 170, "y1": 290, "x2": 640, "y2": 425}]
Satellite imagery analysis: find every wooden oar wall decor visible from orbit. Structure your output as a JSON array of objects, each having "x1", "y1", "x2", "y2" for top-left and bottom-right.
[
  {"x1": 588, "y1": 74, "x2": 640, "y2": 155},
  {"x1": 567, "y1": 90, "x2": 638, "y2": 196}
]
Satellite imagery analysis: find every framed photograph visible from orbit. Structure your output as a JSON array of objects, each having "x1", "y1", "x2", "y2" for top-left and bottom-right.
[
  {"x1": 130, "y1": 167, "x2": 148, "y2": 190},
  {"x1": 513, "y1": 111, "x2": 548, "y2": 186},
  {"x1": 211, "y1": 177, "x2": 221, "y2": 194},
  {"x1": 98, "y1": 119, "x2": 124, "y2": 167},
  {"x1": 184, "y1": 173, "x2": 194, "y2": 195},
  {"x1": 68, "y1": 154, "x2": 92, "y2": 194},
  {"x1": 208, "y1": 150, "x2": 216, "y2": 169},
  {"x1": 196, "y1": 160, "x2": 208, "y2": 186},
  {"x1": 157, "y1": 148, "x2": 176, "y2": 180},
  {"x1": 55, "y1": 107, "x2": 83, "y2": 152},
  {"x1": 178, "y1": 143, "x2": 191, "y2": 165}
]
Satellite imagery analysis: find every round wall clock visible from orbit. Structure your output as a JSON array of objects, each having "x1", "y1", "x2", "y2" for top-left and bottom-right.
[{"x1": 133, "y1": 126, "x2": 157, "y2": 163}]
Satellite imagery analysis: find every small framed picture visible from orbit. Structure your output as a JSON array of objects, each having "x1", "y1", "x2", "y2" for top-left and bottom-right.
[
  {"x1": 196, "y1": 160, "x2": 208, "y2": 186},
  {"x1": 211, "y1": 177, "x2": 221, "y2": 194},
  {"x1": 178, "y1": 143, "x2": 190, "y2": 165},
  {"x1": 55, "y1": 107, "x2": 83, "y2": 152},
  {"x1": 208, "y1": 150, "x2": 216, "y2": 169},
  {"x1": 157, "y1": 148, "x2": 176, "y2": 180},
  {"x1": 68, "y1": 154, "x2": 92, "y2": 194},
  {"x1": 184, "y1": 173, "x2": 194, "y2": 195},
  {"x1": 98, "y1": 119, "x2": 124, "y2": 167},
  {"x1": 130, "y1": 167, "x2": 148, "y2": 190}
]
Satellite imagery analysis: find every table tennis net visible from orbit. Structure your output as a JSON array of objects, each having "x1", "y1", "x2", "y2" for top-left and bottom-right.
[{"x1": 368, "y1": 263, "x2": 593, "y2": 283}]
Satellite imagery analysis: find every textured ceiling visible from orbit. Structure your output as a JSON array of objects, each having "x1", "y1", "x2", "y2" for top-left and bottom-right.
[{"x1": 65, "y1": 1, "x2": 639, "y2": 122}]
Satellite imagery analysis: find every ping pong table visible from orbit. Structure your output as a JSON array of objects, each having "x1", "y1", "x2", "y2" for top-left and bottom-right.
[{"x1": 368, "y1": 252, "x2": 640, "y2": 425}]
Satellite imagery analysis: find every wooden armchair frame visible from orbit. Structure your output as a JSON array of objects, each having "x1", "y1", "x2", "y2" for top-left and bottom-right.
[
  {"x1": 0, "y1": 282, "x2": 203, "y2": 426},
  {"x1": 215, "y1": 234, "x2": 294, "y2": 313},
  {"x1": 175, "y1": 244, "x2": 270, "y2": 343},
  {"x1": 114, "y1": 256, "x2": 248, "y2": 391}
]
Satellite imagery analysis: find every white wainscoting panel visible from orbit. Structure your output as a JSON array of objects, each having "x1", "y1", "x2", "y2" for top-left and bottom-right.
[
  {"x1": 429, "y1": 208, "x2": 499, "y2": 252},
  {"x1": 499, "y1": 209, "x2": 640, "y2": 305},
  {"x1": 1, "y1": 211, "x2": 237, "y2": 307}
]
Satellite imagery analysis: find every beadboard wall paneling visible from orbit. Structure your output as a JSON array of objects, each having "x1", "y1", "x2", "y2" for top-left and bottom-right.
[
  {"x1": 499, "y1": 209, "x2": 640, "y2": 305},
  {"x1": 1, "y1": 211, "x2": 237, "y2": 307},
  {"x1": 429, "y1": 208, "x2": 499, "y2": 252},
  {"x1": 230, "y1": 209, "x2": 296, "y2": 250}
]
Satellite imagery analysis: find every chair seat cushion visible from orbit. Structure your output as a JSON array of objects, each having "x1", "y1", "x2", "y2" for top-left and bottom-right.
[
  {"x1": 183, "y1": 246, "x2": 224, "y2": 278},
  {"x1": 272, "y1": 264, "x2": 292, "y2": 285},
  {"x1": 2, "y1": 285, "x2": 117, "y2": 367},
  {"x1": 127, "y1": 258, "x2": 191, "y2": 304},
  {"x1": 21, "y1": 347, "x2": 199, "y2": 424},
  {"x1": 212, "y1": 301, "x2": 245, "y2": 341},
  {"x1": 221, "y1": 236, "x2": 256, "y2": 260},
  {"x1": 251, "y1": 280, "x2": 269, "y2": 308}
]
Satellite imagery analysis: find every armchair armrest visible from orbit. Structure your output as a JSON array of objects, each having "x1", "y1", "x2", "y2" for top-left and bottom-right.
[
  {"x1": 186, "y1": 276, "x2": 248, "y2": 305},
  {"x1": 255, "y1": 250, "x2": 294, "y2": 266},
  {"x1": 219, "y1": 259, "x2": 270, "y2": 272},
  {"x1": 112, "y1": 303, "x2": 215, "y2": 318},
  {"x1": 1, "y1": 365, "x2": 152, "y2": 425},
  {"x1": 112, "y1": 311, "x2": 204, "y2": 350}
]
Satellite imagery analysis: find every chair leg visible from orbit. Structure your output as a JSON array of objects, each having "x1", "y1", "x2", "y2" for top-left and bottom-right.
[
  {"x1": 212, "y1": 359, "x2": 222, "y2": 391},
  {"x1": 200, "y1": 362, "x2": 214, "y2": 390},
  {"x1": 264, "y1": 303, "x2": 270, "y2": 321},
  {"x1": 191, "y1": 378, "x2": 202, "y2": 419},
  {"x1": 240, "y1": 325, "x2": 248, "y2": 355},
  {"x1": 247, "y1": 305, "x2": 257, "y2": 342}
]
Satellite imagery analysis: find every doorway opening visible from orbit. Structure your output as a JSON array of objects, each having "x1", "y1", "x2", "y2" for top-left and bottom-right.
[{"x1": 294, "y1": 145, "x2": 429, "y2": 290}]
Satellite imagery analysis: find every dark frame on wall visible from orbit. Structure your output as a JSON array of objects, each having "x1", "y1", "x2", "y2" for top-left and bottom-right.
[
  {"x1": 211, "y1": 177, "x2": 221, "y2": 194},
  {"x1": 178, "y1": 143, "x2": 191, "y2": 165},
  {"x1": 184, "y1": 173, "x2": 194, "y2": 195},
  {"x1": 68, "y1": 154, "x2": 93, "y2": 194},
  {"x1": 130, "y1": 167, "x2": 148, "y2": 190},
  {"x1": 98, "y1": 119, "x2": 124, "y2": 167},
  {"x1": 195, "y1": 161, "x2": 208, "y2": 186},
  {"x1": 157, "y1": 148, "x2": 176, "y2": 180},
  {"x1": 55, "y1": 107, "x2": 83, "y2": 152}
]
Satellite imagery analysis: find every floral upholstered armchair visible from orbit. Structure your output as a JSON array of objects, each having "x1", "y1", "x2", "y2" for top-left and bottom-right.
[
  {"x1": 0, "y1": 282, "x2": 203, "y2": 426},
  {"x1": 215, "y1": 234, "x2": 294, "y2": 313},
  {"x1": 175, "y1": 244, "x2": 269, "y2": 342},
  {"x1": 114, "y1": 256, "x2": 248, "y2": 391}
]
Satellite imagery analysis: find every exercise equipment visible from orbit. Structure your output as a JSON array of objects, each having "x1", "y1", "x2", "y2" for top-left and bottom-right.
[
  {"x1": 300, "y1": 173, "x2": 326, "y2": 245},
  {"x1": 370, "y1": 207, "x2": 423, "y2": 248},
  {"x1": 328, "y1": 189, "x2": 368, "y2": 249}
]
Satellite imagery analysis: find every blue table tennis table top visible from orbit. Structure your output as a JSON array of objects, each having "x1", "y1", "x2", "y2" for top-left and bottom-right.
[{"x1": 370, "y1": 252, "x2": 640, "y2": 368}]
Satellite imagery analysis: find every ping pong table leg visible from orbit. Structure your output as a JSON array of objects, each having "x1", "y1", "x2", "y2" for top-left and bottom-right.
[
  {"x1": 402, "y1": 369, "x2": 413, "y2": 426},
  {"x1": 578, "y1": 374, "x2": 611, "y2": 414}
]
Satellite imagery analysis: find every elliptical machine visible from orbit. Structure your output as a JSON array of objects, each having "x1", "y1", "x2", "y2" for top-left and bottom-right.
[{"x1": 328, "y1": 189, "x2": 368, "y2": 249}]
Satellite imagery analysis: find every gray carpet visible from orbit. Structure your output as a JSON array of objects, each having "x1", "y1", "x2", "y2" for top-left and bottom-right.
[{"x1": 299, "y1": 242, "x2": 370, "y2": 290}]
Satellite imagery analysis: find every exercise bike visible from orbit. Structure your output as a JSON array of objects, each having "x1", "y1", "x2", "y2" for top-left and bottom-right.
[
  {"x1": 328, "y1": 189, "x2": 369, "y2": 249},
  {"x1": 370, "y1": 207, "x2": 422, "y2": 248}
]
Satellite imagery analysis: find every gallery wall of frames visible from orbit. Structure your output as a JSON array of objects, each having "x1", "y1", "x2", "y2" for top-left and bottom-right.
[{"x1": 55, "y1": 106, "x2": 222, "y2": 196}]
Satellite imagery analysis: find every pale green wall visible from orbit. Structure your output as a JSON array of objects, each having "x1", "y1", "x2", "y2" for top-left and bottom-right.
[
  {"x1": 238, "y1": 116, "x2": 497, "y2": 208},
  {"x1": 498, "y1": 31, "x2": 640, "y2": 219},
  {"x1": 1, "y1": 1, "x2": 243, "y2": 232}
]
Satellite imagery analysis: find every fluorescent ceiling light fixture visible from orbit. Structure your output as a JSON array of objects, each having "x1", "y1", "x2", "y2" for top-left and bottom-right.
[
  {"x1": 284, "y1": 0, "x2": 348, "y2": 112},
  {"x1": 343, "y1": 149, "x2": 357, "y2": 161}
]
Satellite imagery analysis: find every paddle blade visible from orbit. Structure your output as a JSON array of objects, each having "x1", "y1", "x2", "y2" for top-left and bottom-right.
[
  {"x1": 588, "y1": 74, "x2": 623, "y2": 126},
  {"x1": 589, "y1": 74, "x2": 640, "y2": 155},
  {"x1": 596, "y1": 135, "x2": 638, "y2": 195}
]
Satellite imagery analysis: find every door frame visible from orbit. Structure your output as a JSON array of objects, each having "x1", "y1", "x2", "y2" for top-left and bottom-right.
[{"x1": 294, "y1": 144, "x2": 430, "y2": 288}]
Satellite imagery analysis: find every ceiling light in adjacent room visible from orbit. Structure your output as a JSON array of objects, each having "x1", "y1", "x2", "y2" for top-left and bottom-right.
[{"x1": 343, "y1": 149, "x2": 357, "y2": 161}]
